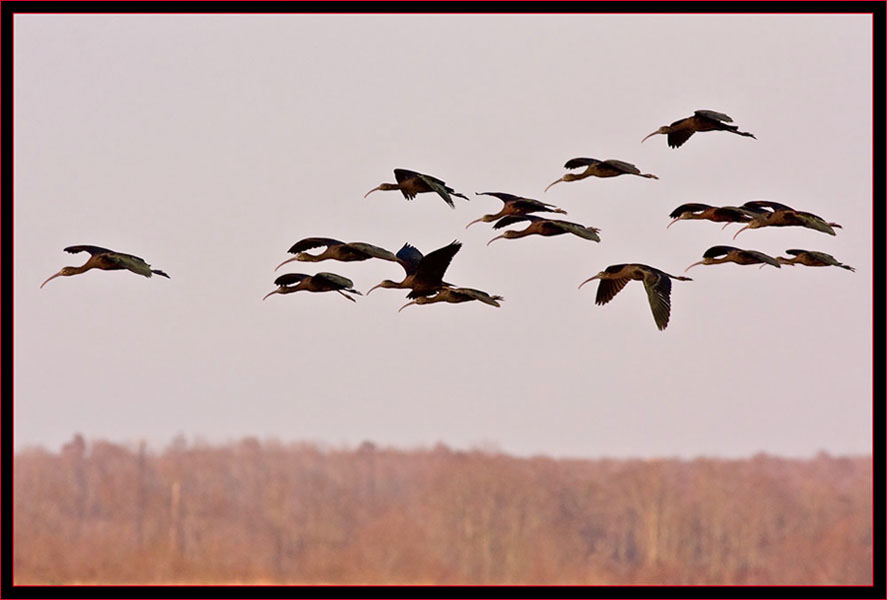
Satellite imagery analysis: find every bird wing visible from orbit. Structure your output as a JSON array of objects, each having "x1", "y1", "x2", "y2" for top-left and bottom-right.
[
  {"x1": 476, "y1": 191, "x2": 520, "y2": 204},
  {"x1": 743, "y1": 249, "x2": 782, "y2": 267},
  {"x1": 64, "y1": 245, "x2": 119, "y2": 257},
  {"x1": 492, "y1": 214, "x2": 540, "y2": 230},
  {"x1": 395, "y1": 243, "x2": 424, "y2": 275},
  {"x1": 594, "y1": 277, "x2": 631, "y2": 306},
  {"x1": 346, "y1": 242, "x2": 397, "y2": 261},
  {"x1": 110, "y1": 252, "x2": 156, "y2": 274},
  {"x1": 414, "y1": 241, "x2": 461, "y2": 287},
  {"x1": 743, "y1": 200, "x2": 795, "y2": 213},
  {"x1": 448, "y1": 287, "x2": 503, "y2": 306},
  {"x1": 668, "y1": 203, "x2": 712, "y2": 218},
  {"x1": 702, "y1": 245, "x2": 740, "y2": 259},
  {"x1": 563, "y1": 157, "x2": 599, "y2": 170},
  {"x1": 414, "y1": 173, "x2": 456, "y2": 208},
  {"x1": 794, "y1": 212, "x2": 837, "y2": 235},
  {"x1": 314, "y1": 272, "x2": 358, "y2": 292},
  {"x1": 667, "y1": 129, "x2": 695, "y2": 149},
  {"x1": 642, "y1": 270, "x2": 673, "y2": 331},
  {"x1": 694, "y1": 109, "x2": 733, "y2": 123},
  {"x1": 551, "y1": 220, "x2": 601, "y2": 242},
  {"x1": 712, "y1": 207, "x2": 754, "y2": 222},
  {"x1": 273, "y1": 273, "x2": 310, "y2": 287},
  {"x1": 286, "y1": 237, "x2": 344, "y2": 254},
  {"x1": 602, "y1": 159, "x2": 641, "y2": 175}
]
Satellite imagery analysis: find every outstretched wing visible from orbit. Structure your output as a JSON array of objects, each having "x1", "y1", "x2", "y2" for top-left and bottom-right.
[
  {"x1": 64, "y1": 245, "x2": 119, "y2": 257},
  {"x1": 314, "y1": 272, "x2": 358, "y2": 292},
  {"x1": 273, "y1": 272, "x2": 311, "y2": 287},
  {"x1": 345, "y1": 242, "x2": 397, "y2": 262},
  {"x1": 602, "y1": 159, "x2": 641, "y2": 175},
  {"x1": 669, "y1": 203, "x2": 713, "y2": 218},
  {"x1": 642, "y1": 269, "x2": 673, "y2": 331},
  {"x1": 743, "y1": 200, "x2": 795, "y2": 213},
  {"x1": 743, "y1": 249, "x2": 782, "y2": 267},
  {"x1": 695, "y1": 109, "x2": 733, "y2": 123},
  {"x1": 550, "y1": 220, "x2": 601, "y2": 242},
  {"x1": 492, "y1": 214, "x2": 541, "y2": 230},
  {"x1": 476, "y1": 191, "x2": 521, "y2": 204},
  {"x1": 668, "y1": 129, "x2": 695, "y2": 149},
  {"x1": 413, "y1": 240, "x2": 462, "y2": 288},
  {"x1": 286, "y1": 237, "x2": 344, "y2": 254},
  {"x1": 702, "y1": 245, "x2": 741, "y2": 259},
  {"x1": 395, "y1": 243, "x2": 424, "y2": 275},
  {"x1": 563, "y1": 157, "x2": 600, "y2": 170}
]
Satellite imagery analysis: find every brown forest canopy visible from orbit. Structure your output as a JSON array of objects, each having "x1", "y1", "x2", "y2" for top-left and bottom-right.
[{"x1": 13, "y1": 436, "x2": 872, "y2": 585}]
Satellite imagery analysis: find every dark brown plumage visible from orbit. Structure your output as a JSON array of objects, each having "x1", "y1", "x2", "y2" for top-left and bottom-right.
[
  {"x1": 262, "y1": 272, "x2": 362, "y2": 302},
  {"x1": 398, "y1": 285, "x2": 504, "y2": 312},
  {"x1": 642, "y1": 109, "x2": 756, "y2": 149},
  {"x1": 578, "y1": 263, "x2": 691, "y2": 331},
  {"x1": 545, "y1": 157, "x2": 658, "y2": 192},
  {"x1": 684, "y1": 245, "x2": 782, "y2": 271},
  {"x1": 364, "y1": 168, "x2": 469, "y2": 208},
  {"x1": 777, "y1": 249, "x2": 855, "y2": 271},
  {"x1": 275, "y1": 237, "x2": 397, "y2": 271},
  {"x1": 466, "y1": 192, "x2": 567, "y2": 229},
  {"x1": 41, "y1": 245, "x2": 169, "y2": 288},
  {"x1": 486, "y1": 215, "x2": 601, "y2": 245},
  {"x1": 366, "y1": 240, "x2": 462, "y2": 299}
]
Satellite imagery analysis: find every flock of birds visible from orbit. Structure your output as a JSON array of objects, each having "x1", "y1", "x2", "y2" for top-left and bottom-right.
[{"x1": 40, "y1": 109, "x2": 855, "y2": 331}]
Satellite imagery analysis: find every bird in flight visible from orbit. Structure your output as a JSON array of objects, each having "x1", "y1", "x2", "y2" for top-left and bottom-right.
[
  {"x1": 41, "y1": 245, "x2": 169, "y2": 288},
  {"x1": 642, "y1": 109, "x2": 756, "y2": 149},
  {"x1": 364, "y1": 168, "x2": 469, "y2": 209}
]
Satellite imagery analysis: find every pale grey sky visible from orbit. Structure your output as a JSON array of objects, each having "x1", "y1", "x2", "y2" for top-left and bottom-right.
[{"x1": 13, "y1": 14, "x2": 873, "y2": 459}]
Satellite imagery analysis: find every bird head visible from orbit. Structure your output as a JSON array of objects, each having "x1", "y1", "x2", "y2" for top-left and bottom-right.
[
  {"x1": 274, "y1": 255, "x2": 304, "y2": 271},
  {"x1": 364, "y1": 183, "x2": 399, "y2": 198},
  {"x1": 366, "y1": 280, "x2": 401, "y2": 295},
  {"x1": 641, "y1": 127, "x2": 668, "y2": 143},
  {"x1": 486, "y1": 231, "x2": 520, "y2": 246},
  {"x1": 40, "y1": 267, "x2": 76, "y2": 288}
]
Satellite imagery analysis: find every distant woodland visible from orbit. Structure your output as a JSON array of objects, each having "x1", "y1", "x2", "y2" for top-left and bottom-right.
[{"x1": 13, "y1": 436, "x2": 872, "y2": 585}]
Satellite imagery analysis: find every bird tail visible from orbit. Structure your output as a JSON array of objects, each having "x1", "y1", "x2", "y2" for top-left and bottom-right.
[{"x1": 152, "y1": 269, "x2": 170, "y2": 278}]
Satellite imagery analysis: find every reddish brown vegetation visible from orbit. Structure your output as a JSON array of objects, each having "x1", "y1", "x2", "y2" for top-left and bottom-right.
[{"x1": 13, "y1": 436, "x2": 872, "y2": 585}]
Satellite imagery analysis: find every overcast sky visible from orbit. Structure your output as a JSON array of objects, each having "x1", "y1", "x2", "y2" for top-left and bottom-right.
[{"x1": 13, "y1": 13, "x2": 873, "y2": 459}]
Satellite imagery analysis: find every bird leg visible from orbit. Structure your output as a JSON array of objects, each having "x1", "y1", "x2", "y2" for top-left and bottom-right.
[{"x1": 336, "y1": 290, "x2": 358, "y2": 302}]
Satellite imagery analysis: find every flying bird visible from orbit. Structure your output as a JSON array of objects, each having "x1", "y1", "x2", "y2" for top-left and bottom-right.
[
  {"x1": 684, "y1": 245, "x2": 782, "y2": 271},
  {"x1": 466, "y1": 191, "x2": 567, "y2": 229},
  {"x1": 732, "y1": 201, "x2": 842, "y2": 239},
  {"x1": 364, "y1": 168, "x2": 469, "y2": 209},
  {"x1": 41, "y1": 245, "x2": 169, "y2": 288},
  {"x1": 262, "y1": 272, "x2": 362, "y2": 302},
  {"x1": 486, "y1": 215, "x2": 601, "y2": 245},
  {"x1": 545, "y1": 158, "x2": 658, "y2": 192},
  {"x1": 275, "y1": 237, "x2": 397, "y2": 271},
  {"x1": 398, "y1": 286, "x2": 504, "y2": 312},
  {"x1": 641, "y1": 110, "x2": 756, "y2": 149},
  {"x1": 776, "y1": 249, "x2": 855, "y2": 271},
  {"x1": 578, "y1": 263, "x2": 692, "y2": 331},
  {"x1": 666, "y1": 203, "x2": 760, "y2": 230},
  {"x1": 366, "y1": 240, "x2": 462, "y2": 299}
]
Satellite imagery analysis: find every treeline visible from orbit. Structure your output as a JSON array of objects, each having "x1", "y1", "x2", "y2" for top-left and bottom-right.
[{"x1": 13, "y1": 435, "x2": 872, "y2": 585}]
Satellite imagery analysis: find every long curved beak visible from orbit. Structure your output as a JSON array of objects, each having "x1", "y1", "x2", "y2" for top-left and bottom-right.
[
  {"x1": 465, "y1": 217, "x2": 485, "y2": 229},
  {"x1": 398, "y1": 300, "x2": 417, "y2": 312},
  {"x1": 486, "y1": 235, "x2": 506, "y2": 247},
  {"x1": 364, "y1": 185, "x2": 382, "y2": 198},
  {"x1": 641, "y1": 131, "x2": 659, "y2": 143},
  {"x1": 577, "y1": 275, "x2": 600, "y2": 290},
  {"x1": 40, "y1": 271, "x2": 63, "y2": 289},
  {"x1": 543, "y1": 178, "x2": 563, "y2": 193},
  {"x1": 666, "y1": 219, "x2": 680, "y2": 229},
  {"x1": 274, "y1": 255, "x2": 299, "y2": 272},
  {"x1": 262, "y1": 289, "x2": 279, "y2": 301},
  {"x1": 366, "y1": 283, "x2": 383, "y2": 295},
  {"x1": 684, "y1": 261, "x2": 706, "y2": 272},
  {"x1": 732, "y1": 225, "x2": 750, "y2": 240}
]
